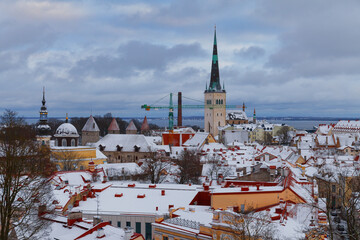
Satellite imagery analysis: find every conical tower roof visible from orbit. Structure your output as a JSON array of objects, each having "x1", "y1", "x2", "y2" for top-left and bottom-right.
[
  {"x1": 206, "y1": 26, "x2": 224, "y2": 93},
  {"x1": 82, "y1": 115, "x2": 100, "y2": 132},
  {"x1": 108, "y1": 118, "x2": 120, "y2": 131},
  {"x1": 141, "y1": 116, "x2": 150, "y2": 131},
  {"x1": 126, "y1": 120, "x2": 138, "y2": 131}
]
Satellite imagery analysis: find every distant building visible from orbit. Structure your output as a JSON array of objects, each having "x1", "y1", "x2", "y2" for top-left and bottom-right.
[
  {"x1": 54, "y1": 114, "x2": 79, "y2": 147},
  {"x1": 204, "y1": 27, "x2": 226, "y2": 137},
  {"x1": 162, "y1": 127, "x2": 195, "y2": 146},
  {"x1": 94, "y1": 134, "x2": 154, "y2": 163},
  {"x1": 141, "y1": 116, "x2": 150, "y2": 135},
  {"x1": 108, "y1": 118, "x2": 120, "y2": 134},
  {"x1": 36, "y1": 87, "x2": 51, "y2": 146},
  {"x1": 81, "y1": 115, "x2": 100, "y2": 146},
  {"x1": 126, "y1": 120, "x2": 138, "y2": 134},
  {"x1": 226, "y1": 110, "x2": 248, "y2": 125}
]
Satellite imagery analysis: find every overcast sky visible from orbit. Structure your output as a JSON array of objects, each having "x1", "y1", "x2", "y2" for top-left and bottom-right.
[{"x1": 1, "y1": 0, "x2": 360, "y2": 119}]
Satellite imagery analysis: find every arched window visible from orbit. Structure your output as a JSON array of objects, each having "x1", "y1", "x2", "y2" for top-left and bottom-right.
[
  {"x1": 55, "y1": 139, "x2": 58, "y2": 146},
  {"x1": 62, "y1": 139, "x2": 67, "y2": 147},
  {"x1": 71, "y1": 139, "x2": 75, "y2": 146}
]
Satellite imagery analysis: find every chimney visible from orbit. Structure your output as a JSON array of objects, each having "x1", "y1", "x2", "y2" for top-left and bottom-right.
[
  {"x1": 96, "y1": 228, "x2": 105, "y2": 238},
  {"x1": 38, "y1": 205, "x2": 47, "y2": 216},
  {"x1": 161, "y1": 190, "x2": 165, "y2": 196},
  {"x1": 178, "y1": 92, "x2": 182, "y2": 127},
  {"x1": 124, "y1": 227, "x2": 135, "y2": 240},
  {"x1": 93, "y1": 216, "x2": 102, "y2": 226},
  {"x1": 68, "y1": 210, "x2": 83, "y2": 226}
]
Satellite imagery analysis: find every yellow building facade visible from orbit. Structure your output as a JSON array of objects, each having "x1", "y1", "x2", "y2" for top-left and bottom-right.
[{"x1": 51, "y1": 146, "x2": 107, "y2": 171}]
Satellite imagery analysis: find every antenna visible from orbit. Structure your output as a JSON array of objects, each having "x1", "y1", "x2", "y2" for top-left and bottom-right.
[{"x1": 96, "y1": 193, "x2": 100, "y2": 218}]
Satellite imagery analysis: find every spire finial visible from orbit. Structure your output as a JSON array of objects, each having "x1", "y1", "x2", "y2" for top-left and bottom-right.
[
  {"x1": 42, "y1": 86, "x2": 46, "y2": 106},
  {"x1": 66, "y1": 113, "x2": 68, "y2": 123}
]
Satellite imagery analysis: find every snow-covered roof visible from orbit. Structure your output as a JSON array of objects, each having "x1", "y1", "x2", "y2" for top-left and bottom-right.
[
  {"x1": 95, "y1": 134, "x2": 152, "y2": 152},
  {"x1": 53, "y1": 182, "x2": 199, "y2": 215},
  {"x1": 126, "y1": 121, "x2": 137, "y2": 131},
  {"x1": 39, "y1": 214, "x2": 126, "y2": 240},
  {"x1": 54, "y1": 123, "x2": 79, "y2": 137},
  {"x1": 333, "y1": 120, "x2": 360, "y2": 133},
  {"x1": 108, "y1": 118, "x2": 120, "y2": 131},
  {"x1": 82, "y1": 115, "x2": 100, "y2": 132},
  {"x1": 183, "y1": 132, "x2": 209, "y2": 147},
  {"x1": 226, "y1": 110, "x2": 248, "y2": 120}
]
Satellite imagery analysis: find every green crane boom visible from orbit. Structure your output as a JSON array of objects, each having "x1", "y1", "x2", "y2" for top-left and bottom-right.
[{"x1": 141, "y1": 93, "x2": 241, "y2": 131}]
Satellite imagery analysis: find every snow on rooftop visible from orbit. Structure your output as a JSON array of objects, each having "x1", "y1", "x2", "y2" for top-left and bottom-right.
[
  {"x1": 82, "y1": 115, "x2": 100, "y2": 132},
  {"x1": 95, "y1": 134, "x2": 152, "y2": 152},
  {"x1": 226, "y1": 110, "x2": 248, "y2": 120},
  {"x1": 183, "y1": 132, "x2": 209, "y2": 147},
  {"x1": 64, "y1": 182, "x2": 199, "y2": 215},
  {"x1": 54, "y1": 123, "x2": 79, "y2": 137}
]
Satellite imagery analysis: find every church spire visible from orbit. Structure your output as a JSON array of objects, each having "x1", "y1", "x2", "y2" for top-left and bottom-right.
[
  {"x1": 37, "y1": 87, "x2": 51, "y2": 136},
  {"x1": 42, "y1": 86, "x2": 46, "y2": 106},
  {"x1": 206, "y1": 25, "x2": 223, "y2": 93},
  {"x1": 40, "y1": 87, "x2": 48, "y2": 122}
]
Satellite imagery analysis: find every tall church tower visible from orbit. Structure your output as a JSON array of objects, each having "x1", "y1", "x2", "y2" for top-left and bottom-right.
[
  {"x1": 204, "y1": 26, "x2": 226, "y2": 137},
  {"x1": 36, "y1": 87, "x2": 51, "y2": 145}
]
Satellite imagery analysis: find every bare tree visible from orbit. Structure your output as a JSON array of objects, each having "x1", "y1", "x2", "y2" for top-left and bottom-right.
[
  {"x1": 218, "y1": 209, "x2": 276, "y2": 240},
  {"x1": 276, "y1": 126, "x2": 292, "y2": 145},
  {"x1": 52, "y1": 150, "x2": 80, "y2": 171},
  {"x1": 263, "y1": 132, "x2": 273, "y2": 145},
  {"x1": 309, "y1": 160, "x2": 360, "y2": 240},
  {"x1": 0, "y1": 110, "x2": 55, "y2": 240},
  {"x1": 141, "y1": 153, "x2": 170, "y2": 184},
  {"x1": 205, "y1": 155, "x2": 232, "y2": 181},
  {"x1": 174, "y1": 149, "x2": 202, "y2": 184}
]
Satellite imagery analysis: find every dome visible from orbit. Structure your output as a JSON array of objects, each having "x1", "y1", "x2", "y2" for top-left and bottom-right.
[{"x1": 54, "y1": 123, "x2": 79, "y2": 137}]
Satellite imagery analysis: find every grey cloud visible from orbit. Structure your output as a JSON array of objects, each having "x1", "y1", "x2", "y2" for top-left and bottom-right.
[
  {"x1": 234, "y1": 46, "x2": 265, "y2": 60},
  {"x1": 69, "y1": 41, "x2": 205, "y2": 79},
  {"x1": 257, "y1": 0, "x2": 360, "y2": 78}
]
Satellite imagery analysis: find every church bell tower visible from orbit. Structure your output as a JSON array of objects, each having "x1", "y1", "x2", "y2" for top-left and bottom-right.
[{"x1": 204, "y1": 26, "x2": 226, "y2": 137}]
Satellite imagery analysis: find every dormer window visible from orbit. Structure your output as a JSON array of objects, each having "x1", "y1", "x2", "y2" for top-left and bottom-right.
[
  {"x1": 116, "y1": 145, "x2": 123, "y2": 151},
  {"x1": 134, "y1": 145, "x2": 140, "y2": 152},
  {"x1": 99, "y1": 144, "x2": 106, "y2": 151}
]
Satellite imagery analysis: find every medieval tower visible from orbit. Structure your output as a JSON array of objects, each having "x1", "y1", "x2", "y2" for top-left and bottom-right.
[{"x1": 204, "y1": 27, "x2": 226, "y2": 137}]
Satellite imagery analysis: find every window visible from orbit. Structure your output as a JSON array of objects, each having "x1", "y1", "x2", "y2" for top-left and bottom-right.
[
  {"x1": 80, "y1": 166, "x2": 84, "y2": 170},
  {"x1": 109, "y1": 221, "x2": 112, "y2": 225},
  {"x1": 117, "y1": 221, "x2": 121, "y2": 228},
  {"x1": 145, "y1": 223, "x2": 152, "y2": 240},
  {"x1": 163, "y1": 236, "x2": 168, "y2": 240},
  {"x1": 71, "y1": 139, "x2": 75, "y2": 146},
  {"x1": 62, "y1": 139, "x2": 67, "y2": 147},
  {"x1": 332, "y1": 185, "x2": 336, "y2": 192},
  {"x1": 55, "y1": 139, "x2": 58, "y2": 146},
  {"x1": 126, "y1": 221, "x2": 131, "y2": 227},
  {"x1": 136, "y1": 222, "x2": 141, "y2": 233}
]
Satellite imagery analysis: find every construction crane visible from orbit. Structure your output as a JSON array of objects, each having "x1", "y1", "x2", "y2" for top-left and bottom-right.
[{"x1": 141, "y1": 92, "x2": 241, "y2": 131}]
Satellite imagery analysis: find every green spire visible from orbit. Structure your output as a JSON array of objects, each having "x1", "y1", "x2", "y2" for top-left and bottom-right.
[{"x1": 205, "y1": 25, "x2": 223, "y2": 93}]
